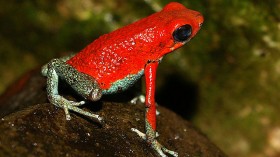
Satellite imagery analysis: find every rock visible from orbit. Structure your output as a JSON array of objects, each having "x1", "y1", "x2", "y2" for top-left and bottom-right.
[{"x1": 0, "y1": 70, "x2": 227, "y2": 157}]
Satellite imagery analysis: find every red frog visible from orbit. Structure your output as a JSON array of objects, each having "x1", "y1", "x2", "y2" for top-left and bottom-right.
[{"x1": 42, "y1": 2, "x2": 203, "y2": 157}]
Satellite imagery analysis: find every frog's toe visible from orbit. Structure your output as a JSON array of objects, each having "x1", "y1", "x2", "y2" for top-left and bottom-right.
[
  {"x1": 66, "y1": 103, "x2": 103, "y2": 124},
  {"x1": 130, "y1": 95, "x2": 145, "y2": 104},
  {"x1": 162, "y1": 147, "x2": 178, "y2": 157},
  {"x1": 63, "y1": 105, "x2": 72, "y2": 120},
  {"x1": 49, "y1": 95, "x2": 103, "y2": 123},
  {"x1": 131, "y1": 128, "x2": 159, "y2": 139},
  {"x1": 151, "y1": 140, "x2": 178, "y2": 157},
  {"x1": 68, "y1": 100, "x2": 85, "y2": 106},
  {"x1": 131, "y1": 128, "x2": 146, "y2": 139},
  {"x1": 131, "y1": 128, "x2": 176, "y2": 157}
]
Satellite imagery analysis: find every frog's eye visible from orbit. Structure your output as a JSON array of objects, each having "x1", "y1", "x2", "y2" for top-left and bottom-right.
[{"x1": 172, "y1": 24, "x2": 192, "y2": 42}]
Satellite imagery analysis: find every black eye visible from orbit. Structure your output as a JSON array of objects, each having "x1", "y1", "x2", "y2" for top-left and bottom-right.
[{"x1": 172, "y1": 24, "x2": 192, "y2": 42}]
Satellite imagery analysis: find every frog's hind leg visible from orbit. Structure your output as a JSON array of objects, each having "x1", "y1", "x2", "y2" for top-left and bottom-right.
[
  {"x1": 44, "y1": 58, "x2": 103, "y2": 123},
  {"x1": 132, "y1": 62, "x2": 178, "y2": 157}
]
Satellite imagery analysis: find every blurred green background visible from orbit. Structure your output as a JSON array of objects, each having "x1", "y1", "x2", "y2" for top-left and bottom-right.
[{"x1": 0, "y1": 0, "x2": 279, "y2": 156}]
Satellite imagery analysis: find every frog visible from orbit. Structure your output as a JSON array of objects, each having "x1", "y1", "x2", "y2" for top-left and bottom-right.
[{"x1": 41, "y1": 2, "x2": 203, "y2": 157}]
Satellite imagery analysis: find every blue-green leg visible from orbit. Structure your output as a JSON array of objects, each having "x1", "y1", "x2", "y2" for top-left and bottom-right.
[{"x1": 42, "y1": 57, "x2": 103, "y2": 123}]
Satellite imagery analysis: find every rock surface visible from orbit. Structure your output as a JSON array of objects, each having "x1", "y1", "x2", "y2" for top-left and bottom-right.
[{"x1": 0, "y1": 70, "x2": 227, "y2": 157}]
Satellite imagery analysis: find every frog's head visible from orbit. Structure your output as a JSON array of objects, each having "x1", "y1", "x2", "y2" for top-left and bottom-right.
[{"x1": 159, "y1": 2, "x2": 204, "y2": 55}]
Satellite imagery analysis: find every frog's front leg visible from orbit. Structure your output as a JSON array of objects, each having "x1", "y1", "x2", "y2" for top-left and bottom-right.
[
  {"x1": 132, "y1": 61, "x2": 178, "y2": 157},
  {"x1": 42, "y1": 57, "x2": 103, "y2": 123}
]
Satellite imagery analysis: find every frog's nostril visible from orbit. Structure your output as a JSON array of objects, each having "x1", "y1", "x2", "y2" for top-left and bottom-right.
[{"x1": 195, "y1": 13, "x2": 204, "y2": 27}]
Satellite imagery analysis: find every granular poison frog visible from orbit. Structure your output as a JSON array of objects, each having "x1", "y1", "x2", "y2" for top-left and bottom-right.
[{"x1": 42, "y1": 2, "x2": 203, "y2": 157}]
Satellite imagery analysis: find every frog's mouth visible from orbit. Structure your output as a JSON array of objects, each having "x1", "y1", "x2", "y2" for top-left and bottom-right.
[{"x1": 169, "y1": 40, "x2": 187, "y2": 51}]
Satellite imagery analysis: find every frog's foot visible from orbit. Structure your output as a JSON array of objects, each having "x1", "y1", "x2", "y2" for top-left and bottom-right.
[
  {"x1": 131, "y1": 128, "x2": 178, "y2": 157},
  {"x1": 130, "y1": 94, "x2": 145, "y2": 104},
  {"x1": 131, "y1": 128, "x2": 159, "y2": 139},
  {"x1": 50, "y1": 94, "x2": 103, "y2": 123}
]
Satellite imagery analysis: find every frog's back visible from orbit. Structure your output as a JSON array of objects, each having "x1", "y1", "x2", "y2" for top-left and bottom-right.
[
  {"x1": 67, "y1": 13, "x2": 168, "y2": 89},
  {"x1": 67, "y1": 2, "x2": 203, "y2": 90}
]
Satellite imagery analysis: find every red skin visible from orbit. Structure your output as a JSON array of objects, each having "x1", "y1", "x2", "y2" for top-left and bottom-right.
[
  {"x1": 145, "y1": 61, "x2": 158, "y2": 130},
  {"x1": 67, "y1": 2, "x2": 203, "y2": 90}
]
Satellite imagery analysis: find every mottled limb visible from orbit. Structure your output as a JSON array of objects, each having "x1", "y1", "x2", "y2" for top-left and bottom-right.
[
  {"x1": 42, "y1": 56, "x2": 103, "y2": 123},
  {"x1": 132, "y1": 61, "x2": 178, "y2": 157}
]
